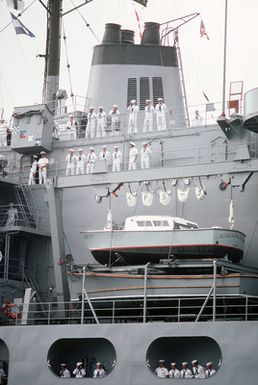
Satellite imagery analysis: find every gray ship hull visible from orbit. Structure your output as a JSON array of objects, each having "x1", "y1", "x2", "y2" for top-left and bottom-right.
[{"x1": 1, "y1": 321, "x2": 258, "y2": 385}]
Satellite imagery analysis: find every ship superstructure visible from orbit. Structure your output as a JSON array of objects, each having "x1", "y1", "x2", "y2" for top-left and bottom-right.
[{"x1": 1, "y1": 1, "x2": 258, "y2": 384}]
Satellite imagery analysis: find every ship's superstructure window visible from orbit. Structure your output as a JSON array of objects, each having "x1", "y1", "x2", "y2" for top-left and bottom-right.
[
  {"x1": 152, "y1": 77, "x2": 164, "y2": 104},
  {"x1": 147, "y1": 337, "x2": 221, "y2": 379},
  {"x1": 140, "y1": 77, "x2": 150, "y2": 110},
  {"x1": 153, "y1": 220, "x2": 169, "y2": 227},
  {"x1": 127, "y1": 78, "x2": 137, "y2": 107},
  {"x1": 136, "y1": 220, "x2": 152, "y2": 227},
  {"x1": 48, "y1": 338, "x2": 116, "y2": 378}
]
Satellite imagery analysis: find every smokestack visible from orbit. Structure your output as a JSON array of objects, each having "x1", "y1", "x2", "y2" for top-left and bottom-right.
[
  {"x1": 121, "y1": 30, "x2": 135, "y2": 44},
  {"x1": 141, "y1": 22, "x2": 160, "y2": 45},
  {"x1": 102, "y1": 23, "x2": 121, "y2": 44}
]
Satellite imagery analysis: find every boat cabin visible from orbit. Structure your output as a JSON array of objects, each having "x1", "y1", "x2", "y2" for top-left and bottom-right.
[{"x1": 123, "y1": 216, "x2": 199, "y2": 231}]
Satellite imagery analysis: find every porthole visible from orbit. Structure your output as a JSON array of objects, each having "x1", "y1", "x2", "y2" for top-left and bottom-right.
[
  {"x1": 146, "y1": 336, "x2": 221, "y2": 379},
  {"x1": 47, "y1": 338, "x2": 116, "y2": 379}
]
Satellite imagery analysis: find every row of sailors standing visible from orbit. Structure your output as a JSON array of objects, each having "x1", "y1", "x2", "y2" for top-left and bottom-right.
[
  {"x1": 155, "y1": 360, "x2": 216, "y2": 379},
  {"x1": 65, "y1": 142, "x2": 152, "y2": 175},
  {"x1": 28, "y1": 151, "x2": 49, "y2": 185},
  {"x1": 70, "y1": 98, "x2": 167, "y2": 140},
  {"x1": 59, "y1": 361, "x2": 106, "y2": 378}
]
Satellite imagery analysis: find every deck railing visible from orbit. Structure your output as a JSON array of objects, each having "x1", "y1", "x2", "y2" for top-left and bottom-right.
[{"x1": 3, "y1": 294, "x2": 258, "y2": 326}]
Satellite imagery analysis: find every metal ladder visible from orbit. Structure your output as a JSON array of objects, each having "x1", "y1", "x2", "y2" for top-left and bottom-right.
[{"x1": 14, "y1": 185, "x2": 37, "y2": 228}]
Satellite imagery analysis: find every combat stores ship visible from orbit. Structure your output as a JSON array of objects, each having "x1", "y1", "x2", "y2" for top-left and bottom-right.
[{"x1": 1, "y1": 1, "x2": 258, "y2": 384}]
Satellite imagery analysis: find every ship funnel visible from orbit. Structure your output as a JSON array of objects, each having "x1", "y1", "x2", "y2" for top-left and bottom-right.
[
  {"x1": 121, "y1": 29, "x2": 135, "y2": 44},
  {"x1": 102, "y1": 23, "x2": 121, "y2": 44},
  {"x1": 141, "y1": 22, "x2": 160, "y2": 45}
]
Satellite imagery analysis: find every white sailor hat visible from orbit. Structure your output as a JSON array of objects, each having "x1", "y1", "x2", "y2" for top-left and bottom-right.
[
  {"x1": 60, "y1": 363, "x2": 66, "y2": 367},
  {"x1": 191, "y1": 360, "x2": 198, "y2": 364},
  {"x1": 145, "y1": 99, "x2": 151, "y2": 103},
  {"x1": 129, "y1": 142, "x2": 135, "y2": 146},
  {"x1": 113, "y1": 104, "x2": 118, "y2": 108},
  {"x1": 159, "y1": 359, "x2": 165, "y2": 363},
  {"x1": 89, "y1": 106, "x2": 94, "y2": 110},
  {"x1": 90, "y1": 147, "x2": 95, "y2": 151},
  {"x1": 114, "y1": 145, "x2": 118, "y2": 148},
  {"x1": 69, "y1": 148, "x2": 74, "y2": 152},
  {"x1": 143, "y1": 142, "x2": 148, "y2": 146},
  {"x1": 171, "y1": 362, "x2": 176, "y2": 366},
  {"x1": 77, "y1": 362, "x2": 83, "y2": 366},
  {"x1": 40, "y1": 151, "x2": 46, "y2": 155},
  {"x1": 130, "y1": 99, "x2": 136, "y2": 103},
  {"x1": 206, "y1": 362, "x2": 212, "y2": 366},
  {"x1": 78, "y1": 148, "x2": 83, "y2": 152},
  {"x1": 182, "y1": 362, "x2": 188, "y2": 366},
  {"x1": 96, "y1": 362, "x2": 102, "y2": 366},
  {"x1": 102, "y1": 145, "x2": 107, "y2": 148},
  {"x1": 98, "y1": 106, "x2": 103, "y2": 109},
  {"x1": 157, "y1": 97, "x2": 163, "y2": 101},
  {"x1": 33, "y1": 155, "x2": 38, "y2": 159}
]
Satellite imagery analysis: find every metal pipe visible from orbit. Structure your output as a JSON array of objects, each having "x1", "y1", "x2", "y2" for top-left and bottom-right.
[
  {"x1": 80, "y1": 266, "x2": 86, "y2": 324},
  {"x1": 81, "y1": 266, "x2": 99, "y2": 324},
  {"x1": 195, "y1": 284, "x2": 214, "y2": 322},
  {"x1": 213, "y1": 260, "x2": 217, "y2": 321},
  {"x1": 143, "y1": 262, "x2": 150, "y2": 323},
  {"x1": 222, "y1": 0, "x2": 228, "y2": 115}
]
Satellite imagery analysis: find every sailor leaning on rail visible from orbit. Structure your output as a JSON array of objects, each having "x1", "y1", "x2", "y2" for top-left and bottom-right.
[
  {"x1": 65, "y1": 148, "x2": 76, "y2": 176},
  {"x1": 112, "y1": 145, "x2": 122, "y2": 172},
  {"x1": 38, "y1": 151, "x2": 48, "y2": 184},
  {"x1": 155, "y1": 97, "x2": 167, "y2": 131},
  {"x1": 76, "y1": 148, "x2": 86, "y2": 175},
  {"x1": 191, "y1": 359, "x2": 205, "y2": 378},
  {"x1": 86, "y1": 147, "x2": 97, "y2": 174},
  {"x1": 108, "y1": 104, "x2": 121, "y2": 135},
  {"x1": 127, "y1": 99, "x2": 139, "y2": 134},
  {"x1": 143, "y1": 99, "x2": 155, "y2": 133},
  {"x1": 128, "y1": 142, "x2": 138, "y2": 170},
  {"x1": 66, "y1": 115, "x2": 78, "y2": 140},
  {"x1": 96, "y1": 106, "x2": 107, "y2": 138},
  {"x1": 28, "y1": 155, "x2": 38, "y2": 185},
  {"x1": 85, "y1": 107, "x2": 97, "y2": 139},
  {"x1": 141, "y1": 142, "x2": 151, "y2": 169}
]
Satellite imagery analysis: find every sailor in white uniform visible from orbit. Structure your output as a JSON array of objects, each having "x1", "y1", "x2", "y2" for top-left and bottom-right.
[
  {"x1": 140, "y1": 142, "x2": 151, "y2": 169},
  {"x1": 28, "y1": 155, "x2": 38, "y2": 185},
  {"x1": 143, "y1": 99, "x2": 154, "y2": 132},
  {"x1": 127, "y1": 99, "x2": 139, "y2": 134},
  {"x1": 0, "y1": 119, "x2": 7, "y2": 147},
  {"x1": 168, "y1": 362, "x2": 181, "y2": 379},
  {"x1": 86, "y1": 147, "x2": 97, "y2": 174},
  {"x1": 155, "y1": 97, "x2": 167, "y2": 131},
  {"x1": 59, "y1": 363, "x2": 71, "y2": 378},
  {"x1": 108, "y1": 105, "x2": 121, "y2": 135},
  {"x1": 6, "y1": 203, "x2": 18, "y2": 227},
  {"x1": 99, "y1": 145, "x2": 111, "y2": 164},
  {"x1": 85, "y1": 107, "x2": 97, "y2": 138},
  {"x1": 128, "y1": 142, "x2": 138, "y2": 171},
  {"x1": 65, "y1": 148, "x2": 76, "y2": 176},
  {"x1": 191, "y1": 360, "x2": 205, "y2": 378},
  {"x1": 180, "y1": 362, "x2": 193, "y2": 378},
  {"x1": 66, "y1": 115, "x2": 78, "y2": 140},
  {"x1": 192, "y1": 110, "x2": 203, "y2": 127},
  {"x1": 112, "y1": 145, "x2": 122, "y2": 172},
  {"x1": 93, "y1": 362, "x2": 106, "y2": 378},
  {"x1": 155, "y1": 360, "x2": 169, "y2": 378},
  {"x1": 205, "y1": 362, "x2": 216, "y2": 377},
  {"x1": 38, "y1": 151, "x2": 48, "y2": 184},
  {"x1": 96, "y1": 106, "x2": 107, "y2": 137},
  {"x1": 76, "y1": 148, "x2": 86, "y2": 175},
  {"x1": 73, "y1": 362, "x2": 86, "y2": 378}
]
